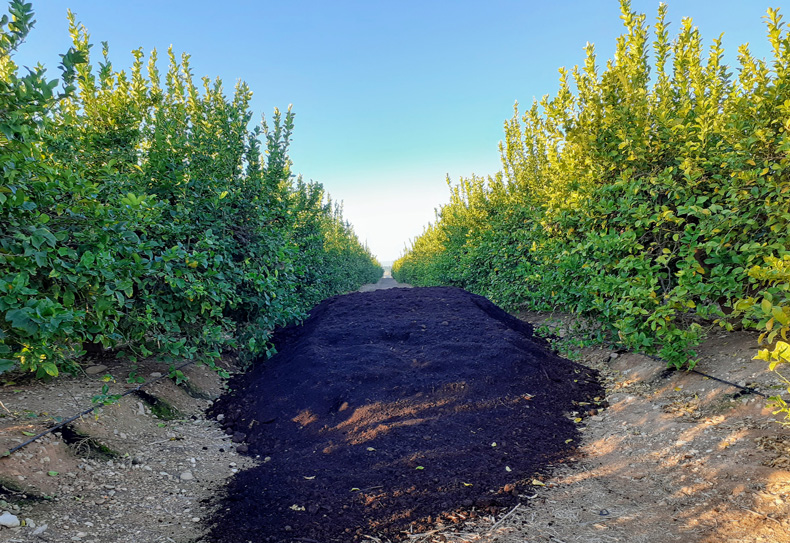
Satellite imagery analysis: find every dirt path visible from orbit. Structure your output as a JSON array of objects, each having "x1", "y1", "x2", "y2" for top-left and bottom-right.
[
  {"x1": 357, "y1": 270, "x2": 412, "y2": 292},
  {"x1": 0, "y1": 287, "x2": 788, "y2": 543}
]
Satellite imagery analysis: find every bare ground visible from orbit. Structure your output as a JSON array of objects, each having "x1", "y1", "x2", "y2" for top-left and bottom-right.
[{"x1": 0, "y1": 278, "x2": 788, "y2": 542}]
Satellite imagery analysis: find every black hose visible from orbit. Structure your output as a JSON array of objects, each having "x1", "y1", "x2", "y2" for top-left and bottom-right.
[{"x1": 2, "y1": 360, "x2": 195, "y2": 457}]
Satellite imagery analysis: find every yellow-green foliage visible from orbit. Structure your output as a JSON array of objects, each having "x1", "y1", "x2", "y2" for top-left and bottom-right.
[
  {"x1": 394, "y1": 1, "x2": 790, "y2": 368},
  {"x1": 737, "y1": 255, "x2": 790, "y2": 423}
]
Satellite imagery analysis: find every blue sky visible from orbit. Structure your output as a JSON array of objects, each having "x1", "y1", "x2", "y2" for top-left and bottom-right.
[{"x1": 12, "y1": 0, "x2": 790, "y2": 263}]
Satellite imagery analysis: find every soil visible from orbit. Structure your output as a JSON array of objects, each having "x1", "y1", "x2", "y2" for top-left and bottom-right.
[
  {"x1": 206, "y1": 286, "x2": 601, "y2": 542},
  {"x1": 0, "y1": 275, "x2": 788, "y2": 543}
]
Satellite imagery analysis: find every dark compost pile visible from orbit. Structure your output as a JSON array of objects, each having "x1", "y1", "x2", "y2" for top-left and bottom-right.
[{"x1": 207, "y1": 287, "x2": 602, "y2": 542}]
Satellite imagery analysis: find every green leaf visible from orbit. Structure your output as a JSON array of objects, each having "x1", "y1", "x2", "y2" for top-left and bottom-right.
[
  {"x1": 5, "y1": 308, "x2": 38, "y2": 335},
  {"x1": 79, "y1": 251, "x2": 95, "y2": 268}
]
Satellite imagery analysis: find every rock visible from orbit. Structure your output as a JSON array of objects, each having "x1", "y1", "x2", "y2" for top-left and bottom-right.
[
  {"x1": 0, "y1": 511, "x2": 20, "y2": 528},
  {"x1": 236, "y1": 444, "x2": 248, "y2": 454},
  {"x1": 85, "y1": 365, "x2": 108, "y2": 375},
  {"x1": 231, "y1": 432, "x2": 246, "y2": 443},
  {"x1": 32, "y1": 524, "x2": 48, "y2": 535},
  {"x1": 149, "y1": 372, "x2": 163, "y2": 378},
  {"x1": 180, "y1": 471, "x2": 194, "y2": 481},
  {"x1": 609, "y1": 352, "x2": 619, "y2": 359}
]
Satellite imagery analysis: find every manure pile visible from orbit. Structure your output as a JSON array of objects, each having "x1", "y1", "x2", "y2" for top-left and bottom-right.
[{"x1": 208, "y1": 287, "x2": 602, "y2": 542}]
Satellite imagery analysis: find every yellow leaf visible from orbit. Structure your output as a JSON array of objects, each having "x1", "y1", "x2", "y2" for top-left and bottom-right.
[
  {"x1": 303, "y1": 476, "x2": 315, "y2": 480},
  {"x1": 565, "y1": 439, "x2": 573, "y2": 444},
  {"x1": 462, "y1": 482, "x2": 473, "y2": 487},
  {"x1": 531, "y1": 479, "x2": 545, "y2": 486}
]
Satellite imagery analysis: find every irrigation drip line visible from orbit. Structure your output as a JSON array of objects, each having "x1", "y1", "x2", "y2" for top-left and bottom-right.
[
  {"x1": 0, "y1": 347, "x2": 773, "y2": 458},
  {"x1": 2, "y1": 359, "x2": 195, "y2": 458},
  {"x1": 689, "y1": 369, "x2": 768, "y2": 398},
  {"x1": 644, "y1": 353, "x2": 768, "y2": 398}
]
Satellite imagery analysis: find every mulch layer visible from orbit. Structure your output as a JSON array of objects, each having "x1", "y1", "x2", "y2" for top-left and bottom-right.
[{"x1": 207, "y1": 286, "x2": 602, "y2": 542}]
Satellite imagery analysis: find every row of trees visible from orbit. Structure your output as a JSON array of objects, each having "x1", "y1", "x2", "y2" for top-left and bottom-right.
[
  {"x1": 0, "y1": 1, "x2": 382, "y2": 379},
  {"x1": 394, "y1": 1, "x2": 790, "y2": 370}
]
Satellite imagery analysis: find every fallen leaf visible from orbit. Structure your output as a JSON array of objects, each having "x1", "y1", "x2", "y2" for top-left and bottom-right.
[
  {"x1": 531, "y1": 479, "x2": 545, "y2": 486},
  {"x1": 574, "y1": 417, "x2": 582, "y2": 423},
  {"x1": 350, "y1": 488, "x2": 360, "y2": 492},
  {"x1": 20, "y1": 431, "x2": 34, "y2": 436},
  {"x1": 303, "y1": 476, "x2": 315, "y2": 480},
  {"x1": 491, "y1": 442, "x2": 497, "y2": 447},
  {"x1": 289, "y1": 504, "x2": 305, "y2": 511},
  {"x1": 565, "y1": 439, "x2": 574, "y2": 444},
  {"x1": 366, "y1": 447, "x2": 375, "y2": 451},
  {"x1": 47, "y1": 471, "x2": 58, "y2": 477},
  {"x1": 415, "y1": 466, "x2": 424, "y2": 470},
  {"x1": 505, "y1": 466, "x2": 512, "y2": 472},
  {"x1": 462, "y1": 482, "x2": 473, "y2": 487}
]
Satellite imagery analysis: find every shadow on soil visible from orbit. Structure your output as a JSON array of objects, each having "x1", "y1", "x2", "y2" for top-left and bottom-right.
[{"x1": 207, "y1": 287, "x2": 603, "y2": 542}]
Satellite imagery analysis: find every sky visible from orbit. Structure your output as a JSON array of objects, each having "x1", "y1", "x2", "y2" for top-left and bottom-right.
[{"x1": 10, "y1": 0, "x2": 790, "y2": 264}]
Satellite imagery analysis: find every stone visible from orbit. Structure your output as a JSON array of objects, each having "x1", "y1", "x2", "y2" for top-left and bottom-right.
[
  {"x1": 0, "y1": 511, "x2": 20, "y2": 528},
  {"x1": 180, "y1": 471, "x2": 194, "y2": 481},
  {"x1": 231, "y1": 432, "x2": 246, "y2": 443},
  {"x1": 32, "y1": 524, "x2": 48, "y2": 536},
  {"x1": 85, "y1": 365, "x2": 108, "y2": 375}
]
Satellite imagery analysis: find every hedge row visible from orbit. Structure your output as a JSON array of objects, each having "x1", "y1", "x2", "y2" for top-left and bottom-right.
[
  {"x1": 0, "y1": 1, "x2": 382, "y2": 378},
  {"x1": 394, "y1": 1, "x2": 790, "y2": 368}
]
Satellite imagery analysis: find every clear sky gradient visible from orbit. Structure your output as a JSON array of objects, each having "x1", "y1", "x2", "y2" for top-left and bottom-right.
[{"x1": 12, "y1": 1, "x2": 790, "y2": 263}]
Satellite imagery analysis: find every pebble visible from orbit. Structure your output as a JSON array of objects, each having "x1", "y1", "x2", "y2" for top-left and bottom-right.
[
  {"x1": 85, "y1": 365, "x2": 108, "y2": 375},
  {"x1": 0, "y1": 512, "x2": 20, "y2": 528},
  {"x1": 150, "y1": 372, "x2": 163, "y2": 378},
  {"x1": 32, "y1": 524, "x2": 48, "y2": 535},
  {"x1": 180, "y1": 471, "x2": 194, "y2": 481}
]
